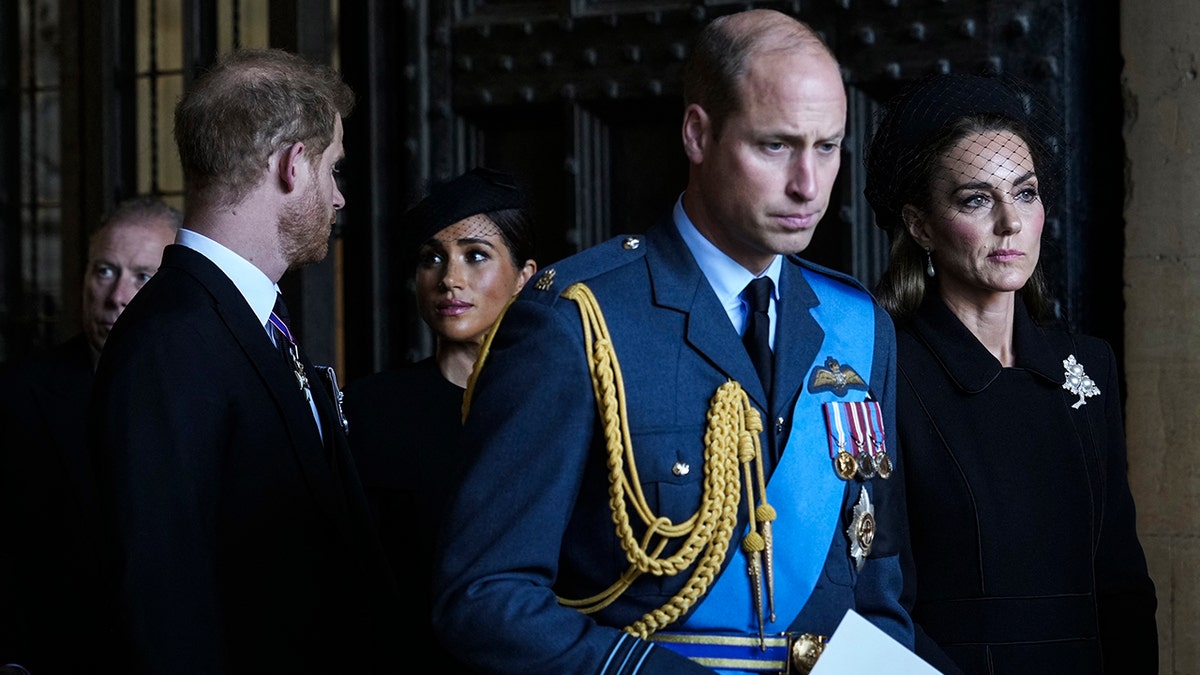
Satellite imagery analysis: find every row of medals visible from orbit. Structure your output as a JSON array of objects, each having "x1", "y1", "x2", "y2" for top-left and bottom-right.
[{"x1": 834, "y1": 440, "x2": 892, "y2": 481}]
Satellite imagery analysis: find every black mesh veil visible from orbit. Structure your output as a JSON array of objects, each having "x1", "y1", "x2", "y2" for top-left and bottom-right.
[
  {"x1": 864, "y1": 73, "x2": 1061, "y2": 235},
  {"x1": 404, "y1": 167, "x2": 528, "y2": 253},
  {"x1": 863, "y1": 73, "x2": 1063, "y2": 320}
]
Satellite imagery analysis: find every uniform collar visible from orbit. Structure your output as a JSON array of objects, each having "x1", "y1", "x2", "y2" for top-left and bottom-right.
[
  {"x1": 906, "y1": 293, "x2": 1064, "y2": 394},
  {"x1": 672, "y1": 195, "x2": 783, "y2": 336}
]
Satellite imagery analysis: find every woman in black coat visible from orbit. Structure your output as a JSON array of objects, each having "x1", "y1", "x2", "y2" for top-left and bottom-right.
[
  {"x1": 343, "y1": 167, "x2": 538, "y2": 667},
  {"x1": 864, "y1": 74, "x2": 1158, "y2": 673}
]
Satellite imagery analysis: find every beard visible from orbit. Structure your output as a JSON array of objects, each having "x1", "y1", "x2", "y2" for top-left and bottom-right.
[{"x1": 279, "y1": 180, "x2": 333, "y2": 269}]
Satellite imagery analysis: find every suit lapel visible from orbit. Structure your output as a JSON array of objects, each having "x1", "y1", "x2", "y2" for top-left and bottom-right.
[
  {"x1": 296, "y1": 345, "x2": 368, "y2": 529},
  {"x1": 643, "y1": 222, "x2": 768, "y2": 409},
  {"x1": 166, "y1": 246, "x2": 349, "y2": 522},
  {"x1": 772, "y1": 260, "x2": 823, "y2": 420},
  {"x1": 294, "y1": 326, "x2": 395, "y2": 585},
  {"x1": 296, "y1": 346, "x2": 353, "y2": 481}
]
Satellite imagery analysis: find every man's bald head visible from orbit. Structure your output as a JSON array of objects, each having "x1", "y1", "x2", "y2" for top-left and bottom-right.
[{"x1": 682, "y1": 9, "x2": 837, "y2": 139}]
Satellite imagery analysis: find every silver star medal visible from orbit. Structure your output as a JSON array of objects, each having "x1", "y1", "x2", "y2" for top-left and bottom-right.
[
  {"x1": 847, "y1": 486, "x2": 875, "y2": 571},
  {"x1": 286, "y1": 344, "x2": 313, "y2": 404},
  {"x1": 1062, "y1": 354, "x2": 1100, "y2": 409}
]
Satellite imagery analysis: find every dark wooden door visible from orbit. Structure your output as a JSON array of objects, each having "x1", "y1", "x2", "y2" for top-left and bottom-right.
[{"x1": 338, "y1": 0, "x2": 1123, "y2": 380}]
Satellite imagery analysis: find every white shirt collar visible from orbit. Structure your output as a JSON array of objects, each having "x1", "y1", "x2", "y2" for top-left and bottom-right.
[
  {"x1": 176, "y1": 229, "x2": 279, "y2": 332},
  {"x1": 672, "y1": 196, "x2": 782, "y2": 340}
]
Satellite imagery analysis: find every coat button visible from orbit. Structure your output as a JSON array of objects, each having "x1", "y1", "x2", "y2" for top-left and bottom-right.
[
  {"x1": 672, "y1": 461, "x2": 690, "y2": 476},
  {"x1": 776, "y1": 417, "x2": 784, "y2": 434},
  {"x1": 623, "y1": 236, "x2": 641, "y2": 250}
]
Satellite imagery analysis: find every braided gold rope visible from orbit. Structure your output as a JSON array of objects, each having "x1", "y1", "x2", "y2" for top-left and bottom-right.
[
  {"x1": 461, "y1": 282, "x2": 771, "y2": 639},
  {"x1": 557, "y1": 282, "x2": 765, "y2": 638}
]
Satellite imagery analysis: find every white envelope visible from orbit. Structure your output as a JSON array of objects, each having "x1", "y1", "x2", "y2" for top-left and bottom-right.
[{"x1": 811, "y1": 609, "x2": 942, "y2": 674}]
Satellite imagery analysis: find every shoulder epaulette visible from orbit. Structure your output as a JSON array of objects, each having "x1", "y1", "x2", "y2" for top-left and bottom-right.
[{"x1": 523, "y1": 234, "x2": 649, "y2": 304}]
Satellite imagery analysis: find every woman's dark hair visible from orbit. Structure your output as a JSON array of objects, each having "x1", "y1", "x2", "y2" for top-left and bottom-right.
[{"x1": 483, "y1": 208, "x2": 536, "y2": 268}]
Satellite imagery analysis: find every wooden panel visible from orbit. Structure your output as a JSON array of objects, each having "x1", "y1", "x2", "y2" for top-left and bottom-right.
[
  {"x1": 340, "y1": 0, "x2": 434, "y2": 373},
  {"x1": 459, "y1": 105, "x2": 572, "y2": 264},
  {"x1": 331, "y1": 0, "x2": 1123, "y2": 376},
  {"x1": 0, "y1": 1, "x2": 23, "y2": 358}
]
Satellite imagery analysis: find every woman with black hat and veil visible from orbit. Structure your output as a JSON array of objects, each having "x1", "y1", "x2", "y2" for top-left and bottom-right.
[
  {"x1": 864, "y1": 74, "x2": 1157, "y2": 673},
  {"x1": 342, "y1": 166, "x2": 537, "y2": 665}
]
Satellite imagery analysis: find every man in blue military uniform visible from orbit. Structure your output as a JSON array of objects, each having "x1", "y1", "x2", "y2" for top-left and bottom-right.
[{"x1": 433, "y1": 9, "x2": 913, "y2": 674}]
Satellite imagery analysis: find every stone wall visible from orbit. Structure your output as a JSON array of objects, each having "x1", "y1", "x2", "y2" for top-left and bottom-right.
[{"x1": 1122, "y1": 4, "x2": 1200, "y2": 672}]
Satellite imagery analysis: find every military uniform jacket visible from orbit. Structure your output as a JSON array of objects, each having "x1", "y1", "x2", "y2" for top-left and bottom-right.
[
  {"x1": 433, "y1": 219, "x2": 912, "y2": 675},
  {"x1": 897, "y1": 294, "x2": 1157, "y2": 674},
  {"x1": 88, "y1": 245, "x2": 400, "y2": 674}
]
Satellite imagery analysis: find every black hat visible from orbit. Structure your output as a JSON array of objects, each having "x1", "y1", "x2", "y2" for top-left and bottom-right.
[
  {"x1": 407, "y1": 167, "x2": 527, "y2": 247},
  {"x1": 863, "y1": 73, "x2": 1059, "y2": 232}
]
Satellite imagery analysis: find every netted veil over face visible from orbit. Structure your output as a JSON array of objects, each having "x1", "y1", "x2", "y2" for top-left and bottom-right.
[
  {"x1": 405, "y1": 167, "x2": 528, "y2": 249},
  {"x1": 863, "y1": 73, "x2": 1062, "y2": 236}
]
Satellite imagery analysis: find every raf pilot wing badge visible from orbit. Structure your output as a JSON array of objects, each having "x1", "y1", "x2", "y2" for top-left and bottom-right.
[{"x1": 808, "y1": 357, "x2": 868, "y2": 397}]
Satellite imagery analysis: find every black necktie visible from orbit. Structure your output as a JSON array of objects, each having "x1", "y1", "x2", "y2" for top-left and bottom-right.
[{"x1": 742, "y1": 277, "x2": 774, "y2": 396}]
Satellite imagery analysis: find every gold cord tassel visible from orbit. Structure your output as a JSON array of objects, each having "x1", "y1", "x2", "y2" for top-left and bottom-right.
[
  {"x1": 740, "y1": 408, "x2": 778, "y2": 630},
  {"x1": 741, "y1": 434, "x2": 766, "y2": 649},
  {"x1": 742, "y1": 532, "x2": 766, "y2": 649},
  {"x1": 758, "y1": 505, "x2": 778, "y2": 622},
  {"x1": 747, "y1": 408, "x2": 777, "y2": 625}
]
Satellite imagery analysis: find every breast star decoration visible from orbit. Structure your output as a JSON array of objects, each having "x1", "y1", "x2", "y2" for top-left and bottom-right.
[
  {"x1": 847, "y1": 486, "x2": 875, "y2": 571},
  {"x1": 1062, "y1": 354, "x2": 1100, "y2": 409}
]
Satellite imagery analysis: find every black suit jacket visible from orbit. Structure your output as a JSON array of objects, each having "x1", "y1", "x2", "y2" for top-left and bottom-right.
[
  {"x1": 89, "y1": 244, "x2": 401, "y2": 674},
  {"x1": 0, "y1": 334, "x2": 108, "y2": 672}
]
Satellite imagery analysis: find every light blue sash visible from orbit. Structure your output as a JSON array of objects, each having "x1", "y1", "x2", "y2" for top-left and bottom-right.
[{"x1": 679, "y1": 268, "x2": 876, "y2": 636}]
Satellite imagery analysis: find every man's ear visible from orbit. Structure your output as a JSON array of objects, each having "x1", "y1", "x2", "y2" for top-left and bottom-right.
[
  {"x1": 903, "y1": 204, "x2": 933, "y2": 249},
  {"x1": 276, "y1": 141, "x2": 306, "y2": 193},
  {"x1": 682, "y1": 104, "x2": 711, "y2": 165}
]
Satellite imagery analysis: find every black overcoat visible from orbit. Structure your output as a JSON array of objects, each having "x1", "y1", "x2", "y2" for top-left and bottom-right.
[{"x1": 897, "y1": 294, "x2": 1157, "y2": 674}]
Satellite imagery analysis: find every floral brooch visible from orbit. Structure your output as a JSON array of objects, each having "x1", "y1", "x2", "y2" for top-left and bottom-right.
[{"x1": 1062, "y1": 355, "x2": 1100, "y2": 409}]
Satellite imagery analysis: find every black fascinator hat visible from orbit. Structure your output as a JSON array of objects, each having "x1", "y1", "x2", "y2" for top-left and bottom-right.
[
  {"x1": 405, "y1": 167, "x2": 528, "y2": 247},
  {"x1": 863, "y1": 73, "x2": 1061, "y2": 233}
]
